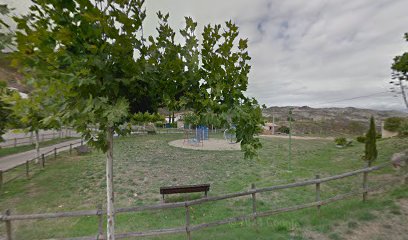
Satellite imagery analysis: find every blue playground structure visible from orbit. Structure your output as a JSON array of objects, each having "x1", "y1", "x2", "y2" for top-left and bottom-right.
[{"x1": 183, "y1": 125, "x2": 209, "y2": 146}]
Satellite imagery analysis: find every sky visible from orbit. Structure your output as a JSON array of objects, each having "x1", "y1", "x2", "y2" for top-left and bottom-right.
[{"x1": 4, "y1": 0, "x2": 408, "y2": 111}]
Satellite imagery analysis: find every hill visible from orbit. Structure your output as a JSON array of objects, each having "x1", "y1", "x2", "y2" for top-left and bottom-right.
[{"x1": 263, "y1": 106, "x2": 408, "y2": 136}]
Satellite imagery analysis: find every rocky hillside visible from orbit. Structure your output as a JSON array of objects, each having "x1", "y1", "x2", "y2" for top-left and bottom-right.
[
  {"x1": 263, "y1": 106, "x2": 407, "y2": 123},
  {"x1": 263, "y1": 106, "x2": 408, "y2": 136}
]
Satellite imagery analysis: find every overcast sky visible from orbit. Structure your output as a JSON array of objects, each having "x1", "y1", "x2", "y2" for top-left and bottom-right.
[{"x1": 4, "y1": 0, "x2": 408, "y2": 111}]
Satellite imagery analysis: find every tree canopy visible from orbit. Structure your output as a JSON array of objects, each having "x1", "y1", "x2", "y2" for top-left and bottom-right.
[
  {"x1": 391, "y1": 32, "x2": 408, "y2": 110},
  {"x1": 12, "y1": 0, "x2": 262, "y2": 156},
  {"x1": 11, "y1": 0, "x2": 263, "y2": 238}
]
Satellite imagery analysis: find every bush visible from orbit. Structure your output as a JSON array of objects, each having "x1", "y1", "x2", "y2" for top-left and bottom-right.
[
  {"x1": 335, "y1": 137, "x2": 347, "y2": 146},
  {"x1": 376, "y1": 133, "x2": 382, "y2": 139},
  {"x1": 384, "y1": 117, "x2": 404, "y2": 132},
  {"x1": 399, "y1": 121, "x2": 408, "y2": 137},
  {"x1": 277, "y1": 125, "x2": 290, "y2": 134},
  {"x1": 356, "y1": 136, "x2": 366, "y2": 143}
]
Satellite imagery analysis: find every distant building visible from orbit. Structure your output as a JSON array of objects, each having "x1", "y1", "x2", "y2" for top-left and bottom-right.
[{"x1": 263, "y1": 122, "x2": 279, "y2": 134}]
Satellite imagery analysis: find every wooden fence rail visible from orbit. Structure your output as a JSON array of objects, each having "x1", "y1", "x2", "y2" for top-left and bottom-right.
[
  {"x1": 1, "y1": 128, "x2": 78, "y2": 148},
  {"x1": 0, "y1": 140, "x2": 83, "y2": 187},
  {"x1": 1, "y1": 159, "x2": 407, "y2": 240}
]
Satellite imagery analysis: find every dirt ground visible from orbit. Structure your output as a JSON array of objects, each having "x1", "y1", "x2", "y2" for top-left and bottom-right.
[{"x1": 168, "y1": 138, "x2": 241, "y2": 151}]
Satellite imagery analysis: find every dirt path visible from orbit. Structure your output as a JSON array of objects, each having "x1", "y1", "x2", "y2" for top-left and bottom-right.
[{"x1": 0, "y1": 139, "x2": 82, "y2": 171}]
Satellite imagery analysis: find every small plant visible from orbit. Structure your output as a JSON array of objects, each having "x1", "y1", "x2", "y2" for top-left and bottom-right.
[
  {"x1": 356, "y1": 136, "x2": 366, "y2": 143},
  {"x1": 334, "y1": 137, "x2": 347, "y2": 146},
  {"x1": 278, "y1": 125, "x2": 290, "y2": 134}
]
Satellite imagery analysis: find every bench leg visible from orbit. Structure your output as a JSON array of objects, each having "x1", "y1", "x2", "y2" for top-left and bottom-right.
[
  {"x1": 205, "y1": 191, "x2": 208, "y2": 198},
  {"x1": 162, "y1": 194, "x2": 165, "y2": 203}
]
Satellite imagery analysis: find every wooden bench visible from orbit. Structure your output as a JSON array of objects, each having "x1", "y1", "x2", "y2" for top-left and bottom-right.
[{"x1": 160, "y1": 184, "x2": 210, "y2": 202}]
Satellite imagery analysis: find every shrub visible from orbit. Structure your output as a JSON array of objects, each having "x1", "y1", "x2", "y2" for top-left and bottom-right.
[
  {"x1": 356, "y1": 136, "x2": 366, "y2": 143},
  {"x1": 277, "y1": 125, "x2": 290, "y2": 134},
  {"x1": 334, "y1": 137, "x2": 347, "y2": 146},
  {"x1": 399, "y1": 121, "x2": 408, "y2": 137},
  {"x1": 384, "y1": 117, "x2": 404, "y2": 132}
]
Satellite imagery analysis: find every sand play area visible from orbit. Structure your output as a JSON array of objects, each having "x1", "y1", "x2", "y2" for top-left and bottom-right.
[{"x1": 168, "y1": 139, "x2": 241, "y2": 151}]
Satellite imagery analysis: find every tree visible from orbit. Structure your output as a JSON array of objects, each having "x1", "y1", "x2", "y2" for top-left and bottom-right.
[
  {"x1": 364, "y1": 116, "x2": 378, "y2": 166},
  {"x1": 12, "y1": 1, "x2": 263, "y2": 238},
  {"x1": 6, "y1": 87, "x2": 61, "y2": 163},
  {"x1": 0, "y1": 4, "x2": 13, "y2": 142},
  {"x1": 390, "y1": 33, "x2": 408, "y2": 111}
]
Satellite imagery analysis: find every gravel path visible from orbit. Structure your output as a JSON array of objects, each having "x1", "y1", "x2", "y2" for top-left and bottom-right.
[{"x1": 0, "y1": 139, "x2": 82, "y2": 171}]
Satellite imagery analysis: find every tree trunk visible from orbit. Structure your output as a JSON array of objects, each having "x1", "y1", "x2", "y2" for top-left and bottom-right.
[
  {"x1": 35, "y1": 130, "x2": 40, "y2": 164},
  {"x1": 106, "y1": 127, "x2": 115, "y2": 240}
]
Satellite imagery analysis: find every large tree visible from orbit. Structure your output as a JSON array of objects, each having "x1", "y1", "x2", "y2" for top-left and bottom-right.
[
  {"x1": 0, "y1": 4, "x2": 13, "y2": 141},
  {"x1": 390, "y1": 32, "x2": 408, "y2": 111},
  {"x1": 12, "y1": 0, "x2": 263, "y2": 238}
]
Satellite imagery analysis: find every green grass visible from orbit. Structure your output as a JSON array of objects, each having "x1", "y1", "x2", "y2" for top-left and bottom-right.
[
  {"x1": 0, "y1": 134, "x2": 407, "y2": 239},
  {"x1": 0, "y1": 137, "x2": 79, "y2": 158}
]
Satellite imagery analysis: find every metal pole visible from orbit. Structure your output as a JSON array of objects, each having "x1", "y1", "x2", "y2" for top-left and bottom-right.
[{"x1": 288, "y1": 109, "x2": 292, "y2": 170}]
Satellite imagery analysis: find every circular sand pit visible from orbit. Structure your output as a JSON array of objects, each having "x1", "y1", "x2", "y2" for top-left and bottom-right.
[{"x1": 168, "y1": 139, "x2": 241, "y2": 151}]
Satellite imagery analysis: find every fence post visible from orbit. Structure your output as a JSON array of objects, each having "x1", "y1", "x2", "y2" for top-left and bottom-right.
[
  {"x1": 0, "y1": 169, "x2": 3, "y2": 191},
  {"x1": 26, "y1": 161, "x2": 29, "y2": 179},
  {"x1": 97, "y1": 204, "x2": 104, "y2": 240},
  {"x1": 251, "y1": 183, "x2": 257, "y2": 227},
  {"x1": 5, "y1": 209, "x2": 12, "y2": 240},
  {"x1": 70, "y1": 144, "x2": 72, "y2": 155},
  {"x1": 41, "y1": 154, "x2": 45, "y2": 168},
  {"x1": 363, "y1": 167, "x2": 369, "y2": 202},
  {"x1": 315, "y1": 175, "x2": 321, "y2": 213},
  {"x1": 185, "y1": 204, "x2": 191, "y2": 240},
  {"x1": 54, "y1": 148, "x2": 57, "y2": 159},
  {"x1": 13, "y1": 138, "x2": 17, "y2": 147}
]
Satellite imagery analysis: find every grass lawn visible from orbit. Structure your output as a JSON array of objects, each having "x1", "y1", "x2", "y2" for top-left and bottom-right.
[
  {"x1": 0, "y1": 137, "x2": 79, "y2": 158},
  {"x1": 0, "y1": 134, "x2": 407, "y2": 239}
]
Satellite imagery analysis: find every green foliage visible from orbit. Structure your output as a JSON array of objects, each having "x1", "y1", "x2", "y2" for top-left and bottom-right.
[
  {"x1": 364, "y1": 116, "x2": 378, "y2": 164},
  {"x1": 0, "y1": 81, "x2": 12, "y2": 141},
  {"x1": 399, "y1": 120, "x2": 408, "y2": 137},
  {"x1": 384, "y1": 117, "x2": 404, "y2": 132},
  {"x1": 356, "y1": 136, "x2": 366, "y2": 143},
  {"x1": 12, "y1": 0, "x2": 263, "y2": 158},
  {"x1": 278, "y1": 125, "x2": 290, "y2": 134},
  {"x1": 334, "y1": 137, "x2": 347, "y2": 146},
  {"x1": 0, "y1": 4, "x2": 13, "y2": 52},
  {"x1": 132, "y1": 112, "x2": 165, "y2": 125},
  {"x1": 182, "y1": 112, "x2": 199, "y2": 126},
  {"x1": 391, "y1": 32, "x2": 408, "y2": 110}
]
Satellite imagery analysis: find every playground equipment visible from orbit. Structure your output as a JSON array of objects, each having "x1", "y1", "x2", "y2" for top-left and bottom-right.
[{"x1": 183, "y1": 126, "x2": 209, "y2": 147}]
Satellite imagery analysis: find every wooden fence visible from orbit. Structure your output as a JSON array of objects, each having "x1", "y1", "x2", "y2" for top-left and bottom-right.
[
  {"x1": 1, "y1": 158, "x2": 407, "y2": 240},
  {"x1": 0, "y1": 140, "x2": 83, "y2": 188},
  {"x1": 1, "y1": 129, "x2": 79, "y2": 148}
]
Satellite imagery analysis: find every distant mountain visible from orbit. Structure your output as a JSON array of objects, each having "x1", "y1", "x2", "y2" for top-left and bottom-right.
[{"x1": 262, "y1": 106, "x2": 407, "y2": 123}]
